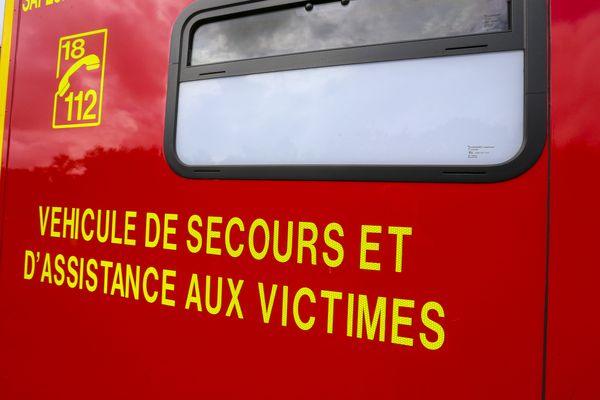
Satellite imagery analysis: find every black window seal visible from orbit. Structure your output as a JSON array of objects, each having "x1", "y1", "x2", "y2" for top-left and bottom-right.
[{"x1": 164, "y1": 0, "x2": 547, "y2": 182}]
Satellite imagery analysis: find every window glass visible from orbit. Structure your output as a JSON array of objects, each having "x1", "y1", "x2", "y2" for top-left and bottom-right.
[
  {"x1": 177, "y1": 51, "x2": 524, "y2": 166},
  {"x1": 0, "y1": 0, "x2": 5, "y2": 42},
  {"x1": 191, "y1": 0, "x2": 510, "y2": 65}
]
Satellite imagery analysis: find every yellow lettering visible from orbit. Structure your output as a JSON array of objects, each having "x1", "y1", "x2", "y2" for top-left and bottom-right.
[
  {"x1": 41, "y1": 253, "x2": 53, "y2": 283},
  {"x1": 186, "y1": 215, "x2": 203, "y2": 253},
  {"x1": 321, "y1": 290, "x2": 342, "y2": 334},
  {"x1": 420, "y1": 301, "x2": 445, "y2": 350},
  {"x1": 143, "y1": 267, "x2": 159, "y2": 303},
  {"x1": 125, "y1": 265, "x2": 140, "y2": 300},
  {"x1": 145, "y1": 213, "x2": 160, "y2": 248},
  {"x1": 86, "y1": 259, "x2": 98, "y2": 292},
  {"x1": 391, "y1": 298, "x2": 415, "y2": 346},
  {"x1": 297, "y1": 222, "x2": 318, "y2": 265},
  {"x1": 67, "y1": 256, "x2": 79, "y2": 289},
  {"x1": 206, "y1": 216, "x2": 222, "y2": 256},
  {"x1": 24, "y1": 250, "x2": 36, "y2": 280},
  {"x1": 225, "y1": 278, "x2": 244, "y2": 319},
  {"x1": 23, "y1": 0, "x2": 42, "y2": 14},
  {"x1": 185, "y1": 274, "x2": 202, "y2": 311},
  {"x1": 78, "y1": 257, "x2": 84, "y2": 290},
  {"x1": 50, "y1": 207, "x2": 61, "y2": 238},
  {"x1": 282, "y1": 285, "x2": 289, "y2": 327},
  {"x1": 63, "y1": 208, "x2": 79, "y2": 240},
  {"x1": 249, "y1": 219, "x2": 270, "y2": 260},
  {"x1": 205, "y1": 275, "x2": 222, "y2": 315},
  {"x1": 110, "y1": 211, "x2": 123, "y2": 245},
  {"x1": 163, "y1": 214, "x2": 178, "y2": 251},
  {"x1": 124, "y1": 211, "x2": 137, "y2": 246},
  {"x1": 323, "y1": 223, "x2": 344, "y2": 268},
  {"x1": 54, "y1": 254, "x2": 66, "y2": 286},
  {"x1": 111, "y1": 263, "x2": 125, "y2": 297},
  {"x1": 161, "y1": 269, "x2": 176, "y2": 307},
  {"x1": 347, "y1": 293, "x2": 355, "y2": 337},
  {"x1": 273, "y1": 220, "x2": 293, "y2": 263},
  {"x1": 360, "y1": 225, "x2": 381, "y2": 271},
  {"x1": 357, "y1": 294, "x2": 386, "y2": 342},
  {"x1": 81, "y1": 208, "x2": 94, "y2": 241},
  {"x1": 96, "y1": 210, "x2": 110, "y2": 244},
  {"x1": 225, "y1": 217, "x2": 244, "y2": 258},
  {"x1": 293, "y1": 287, "x2": 316, "y2": 331},
  {"x1": 388, "y1": 226, "x2": 413, "y2": 273},
  {"x1": 39, "y1": 206, "x2": 50, "y2": 236},
  {"x1": 100, "y1": 260, "x2": 113, "y2": 293},
  {"x1": 258, "y1": 282, "x2": 277, "y2": 324}
]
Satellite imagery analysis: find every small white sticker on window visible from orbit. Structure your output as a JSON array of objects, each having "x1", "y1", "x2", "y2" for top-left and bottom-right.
[{"x1": 467, "y1": 145, "x2": 497, "y2": 160}]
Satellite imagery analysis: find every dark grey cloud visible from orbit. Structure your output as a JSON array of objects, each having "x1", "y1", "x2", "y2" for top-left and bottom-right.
[{"x1": 191, "y1": 0, "x2": 509, "y2": 65}]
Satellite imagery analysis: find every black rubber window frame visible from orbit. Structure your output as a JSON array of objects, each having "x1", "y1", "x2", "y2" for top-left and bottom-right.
[{"x1": 164, "y1": 0, "x2": 547, "y2": 182}]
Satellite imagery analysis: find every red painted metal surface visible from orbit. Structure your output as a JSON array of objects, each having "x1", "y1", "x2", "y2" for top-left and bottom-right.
[
  {"x1": 546, "y1": 0, "x2": 600, "y2": 398},
  {"x1": 0, "y1": 0, "x2": 596, "y2": 398}
]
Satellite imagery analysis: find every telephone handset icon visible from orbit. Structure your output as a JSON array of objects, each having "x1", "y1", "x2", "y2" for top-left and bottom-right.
[{"x1": 57, "y1": 54, "x2": 101, "y2": 97}]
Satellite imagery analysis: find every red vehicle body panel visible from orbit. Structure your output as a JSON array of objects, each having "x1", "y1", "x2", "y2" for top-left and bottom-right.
[
  {"x1": 0, "y1": 0, "x2": 596, "y2": 399},
  {"x1": 546, "y1": 0, "x2": 600, "y2": 398}
]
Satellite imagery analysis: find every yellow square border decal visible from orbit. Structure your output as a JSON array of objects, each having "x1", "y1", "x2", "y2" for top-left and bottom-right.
[{"x1": 52, "y1": 29, "x2": 108, "y2": 129}]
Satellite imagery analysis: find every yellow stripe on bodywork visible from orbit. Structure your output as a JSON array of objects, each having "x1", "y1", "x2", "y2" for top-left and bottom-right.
[{"x1": 0, "y1": 0, "x2": 15, "y2": 170}]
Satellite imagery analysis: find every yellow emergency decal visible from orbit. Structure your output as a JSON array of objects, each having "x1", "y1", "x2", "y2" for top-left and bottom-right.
[
  {"x1": 22, "y1": 0, "x2": 63, "y2": 13},
  {"x1": 0, "y1": 0, "x2": 15, "y2": 171},
  {"x1": 52, "y1": 29, "x2": 107, "y2": 129},
  {"x1": 25, "y1": 205, "x2": 447, "y2": 351}
]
